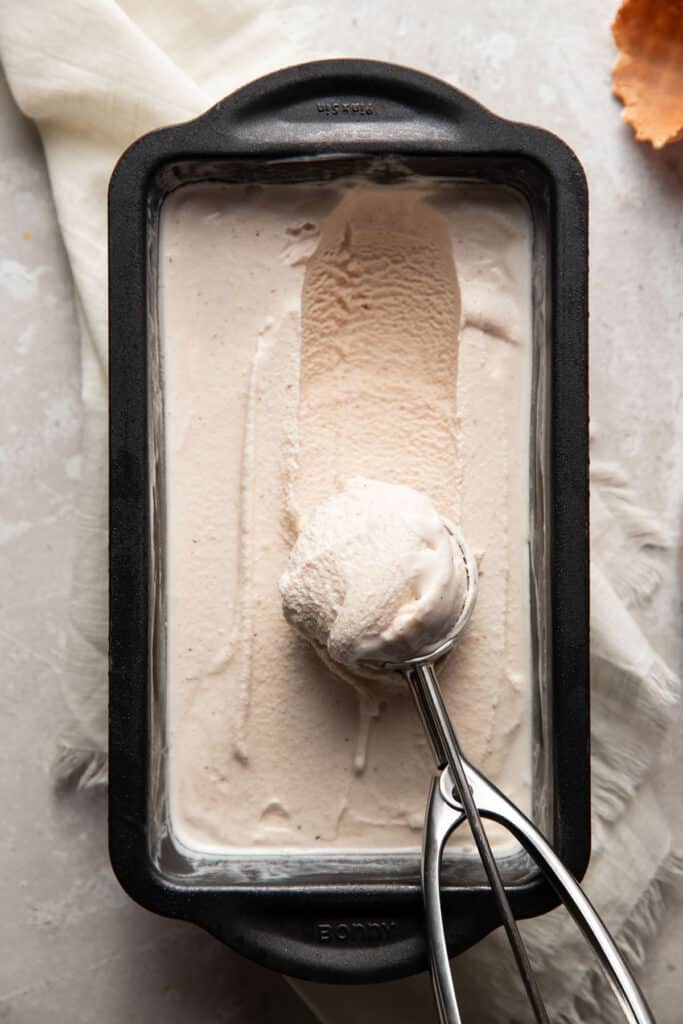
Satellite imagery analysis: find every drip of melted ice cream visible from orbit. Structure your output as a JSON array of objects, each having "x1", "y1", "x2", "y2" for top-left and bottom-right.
[{"x1": 280, "y1": 478, "x2": 468, "y2": 670}]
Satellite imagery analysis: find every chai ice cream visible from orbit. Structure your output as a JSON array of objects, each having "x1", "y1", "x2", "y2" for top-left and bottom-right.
[
  {"x1": 160, "y1": 180, "x2": 533, "y2": 853},
  {"x1": 280, "y1": 477, "x2": 470, "y2": 670}
]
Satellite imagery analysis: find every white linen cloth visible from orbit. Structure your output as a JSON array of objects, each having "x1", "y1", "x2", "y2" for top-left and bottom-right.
[{"x1": 0, "y1": 2, "x2": 679, "y2": 1020}]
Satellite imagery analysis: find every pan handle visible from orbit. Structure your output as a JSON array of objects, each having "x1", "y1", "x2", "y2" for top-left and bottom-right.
[{"x1": 201, "y1": 58, "x2": 499, "y2": 150}]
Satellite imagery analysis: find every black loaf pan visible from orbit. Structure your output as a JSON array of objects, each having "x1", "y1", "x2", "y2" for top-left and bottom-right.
[{"x1": 108, "y1": 59, "x2": 589, "y2": 984}]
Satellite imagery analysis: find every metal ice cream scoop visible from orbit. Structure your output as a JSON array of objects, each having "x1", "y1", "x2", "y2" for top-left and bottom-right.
[{"x1": 378, "y1": 523, "x2": 655, "y2": 1024}]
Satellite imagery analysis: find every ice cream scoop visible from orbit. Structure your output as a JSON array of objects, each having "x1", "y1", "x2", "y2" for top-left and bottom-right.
[
  {"x1": 279, "y1": 477, "x2": 471, "y2": 670},
  {"x1": 280, "y1": 481, "x2": 654, "y2": 1024},
  {"x1": 280, "y1": 478, "x2": 549, "y2": 1022},
  {"x1": 280, "y1": 477, "x2": 653, "y2": 1024}
]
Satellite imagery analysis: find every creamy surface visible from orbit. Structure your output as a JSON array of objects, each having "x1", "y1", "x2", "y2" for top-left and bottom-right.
[
  {"x1": 160, "y1": 181, "x2": 532, "y2": 853},
  {"x1": 280, "y1": 477, "x2": 469, "y2": 670}
]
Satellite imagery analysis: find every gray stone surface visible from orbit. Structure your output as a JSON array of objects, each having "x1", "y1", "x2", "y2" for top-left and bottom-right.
[{"x1": 1, "y1": 5, "x2": 682, "y2": 1019}]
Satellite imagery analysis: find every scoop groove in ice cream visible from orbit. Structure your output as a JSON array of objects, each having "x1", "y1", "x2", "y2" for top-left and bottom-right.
[{"x1": 280, "y1": 477, "x2": 468, "y2": 669}]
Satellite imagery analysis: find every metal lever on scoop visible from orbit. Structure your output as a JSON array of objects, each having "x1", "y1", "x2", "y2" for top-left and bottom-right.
[
  {"x1": 410, "y1": 663, "x2": 656, "y2": 1024},
  {"x1": 405, "y1": 661, "x2": 550, "y2": 1024},
  {"x1": 421, "y1": 767, "x2": 466, "y2": 1024},
  {"x1": 448, "y1": 758, "x2": 656, "y2": 1024}
]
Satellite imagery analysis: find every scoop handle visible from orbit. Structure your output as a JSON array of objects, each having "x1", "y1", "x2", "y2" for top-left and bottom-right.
[
  {"x1": 410, "y1": 664, "x2": 549, "y2": 1023},
  {"x1": 422, "y1": 775, "x2": 466, "y2": 1023},
  {"x1": 465, "y1": 763, "x2": 656, "y2": 1024}
]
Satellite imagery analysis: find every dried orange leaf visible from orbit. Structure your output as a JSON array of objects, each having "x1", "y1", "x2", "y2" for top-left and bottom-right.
[{"x1": 612, "y1": 0, "x2": 683, "y2": 148}]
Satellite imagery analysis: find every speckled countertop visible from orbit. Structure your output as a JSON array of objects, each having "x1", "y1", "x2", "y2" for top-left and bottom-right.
[{"x1": 1, "y1": 9, "x2": 682, "y2": 1020}]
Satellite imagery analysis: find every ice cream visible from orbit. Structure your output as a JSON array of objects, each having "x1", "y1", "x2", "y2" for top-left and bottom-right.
[
  {"x1": 280, "y1": 477, "x2": 470, "y2": 670},
  {"x1": 160, "y1": 180, "x2": 533, "y2": 853}
]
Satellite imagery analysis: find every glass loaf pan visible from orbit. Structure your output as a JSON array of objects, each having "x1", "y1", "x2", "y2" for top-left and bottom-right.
[{"x1": 108, "y1": 60, "x2": 589, "y2": 984}]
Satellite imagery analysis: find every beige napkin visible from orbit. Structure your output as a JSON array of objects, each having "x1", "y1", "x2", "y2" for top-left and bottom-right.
[{"x1": 0, "y1": 2, "x2": 679, "y2": 1019}]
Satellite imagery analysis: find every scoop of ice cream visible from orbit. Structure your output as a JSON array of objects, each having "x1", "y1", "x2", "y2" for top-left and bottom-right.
[{"x1": 279, "y1": 478, "x2": 469, "y2": 670}]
